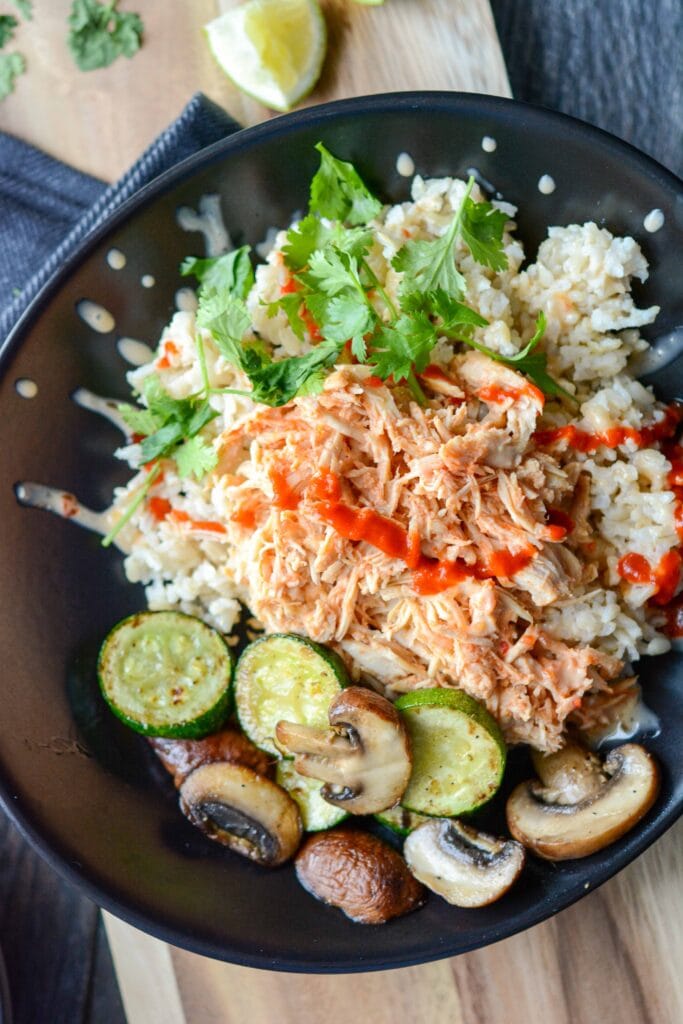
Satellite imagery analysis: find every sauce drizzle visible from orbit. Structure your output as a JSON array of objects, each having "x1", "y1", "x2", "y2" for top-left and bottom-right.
[{"x1": 309, "y1": 470, "x2": 535, "y2": 594}]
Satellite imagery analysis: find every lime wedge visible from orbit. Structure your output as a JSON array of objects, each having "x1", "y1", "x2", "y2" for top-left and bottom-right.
[{"x1": 205, "y1": 0, "x2": 327, "y2": 113}]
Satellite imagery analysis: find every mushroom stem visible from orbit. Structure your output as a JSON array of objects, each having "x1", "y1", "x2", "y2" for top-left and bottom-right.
[{"x1": 276, "y1": 687, "x2": 413, "y2": 816}]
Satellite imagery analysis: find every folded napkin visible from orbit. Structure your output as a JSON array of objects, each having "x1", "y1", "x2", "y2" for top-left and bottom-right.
[{"x1": 0, "y1": 93, "x2": 240, "y2": 344}]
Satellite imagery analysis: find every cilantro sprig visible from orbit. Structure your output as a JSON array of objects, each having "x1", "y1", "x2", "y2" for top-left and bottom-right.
[
  {"x1": 194, "y1": 145, "x2": 566, "y2": 406},
  {"x1": 0, "y1": 15, "x2": 18, "y2": 47},
  {"x1": 67, "y1": 0, "x2": 143, "y2": 71}
]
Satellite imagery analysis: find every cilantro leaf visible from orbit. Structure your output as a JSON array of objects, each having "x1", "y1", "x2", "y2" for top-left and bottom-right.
[
  {"x1": 129, "y1": 374, "x2": 220, "y2": 465},
  {"x1": 197, "y1": 294, "x2": 252, "y2": 365},
  {"x1": 267, "y1": 293, "x2": 307, "y2": 340},
  {"x1": 117, "y1": 403, "x2": 162, "y2": 436},
  {"x1": 490, "y1": 312, "x2": 573, "y2": 400},
  {"x1": 459, "y1": 197, "x2": 509, "y2": 272},
  {"x1": 139, "y1": 422, "x2": 185, "y2": 463},
  {"x1": 391, "y1": 180, "x2": 477, "y2": 300},
  {"x1": 174, "y1": 436, "x2": 218, "y2": 481},
  {"x1": 369, "y1": 312, "x2": 436, "y2": 382},
  {"x1": 0, "y1": 51, "x2": 25, "y2": 100},
  {"x1": 305, "y1": 247, "x2": 365, "y2": 297},
  {"x1": 392, "y1": 178, "x2": 510, "y2": 300},
  {"x1": 321, "y1": 293, "x2": 375, "y2": 359},
  {"x1": 180, "y1": 246, "x2": 254, "y2": 301},
  {"x1": 11, "y1": 1, "x2": 31, "y2": 18},
  {"x1": 295, "y1": 368, "x2": 327, "y2": 397},
  {"x1": 246, "y1": 340, "x2": 344, "y2": 406},
  {"x1": 282, "y1": 215, "x2": 372, "y2": 270},
  {"x1": 67, "y1": 0, "x2": 143, "y2": 72},
  {"x1": 0, "y1": 15, "x2": 18, "y2": 46},
  {"x1": 309, "y1": 143, "x2": 382, "y2": 226},
  {"x1": 422, "y1": 287, "x2": 488, "y2": 334}
]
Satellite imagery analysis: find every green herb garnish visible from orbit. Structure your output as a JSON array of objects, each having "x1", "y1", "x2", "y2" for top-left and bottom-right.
[
  {"x1": 0, "y1": 51, "x2": 24, "y2": 99},
  {"x1": 195, "y1": 146, "x2": 567, "y2": 405},
  {"x1": 10, "y1": 1, "x2": 31, "y2": 18},
  {"x1": 181, "y1": 246, "x2": 255, "y2": 302},
  {"x1": 67, "y1": 0, "x2": 143, "y2": 71},
  {"x1": 0, "y1": 15, "x2": 18, "y2": 46}
]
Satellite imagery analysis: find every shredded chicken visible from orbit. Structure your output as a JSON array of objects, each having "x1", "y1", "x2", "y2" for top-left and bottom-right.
[{"x1": 213, "y1": 357, "x2": 621, "y2": 751}]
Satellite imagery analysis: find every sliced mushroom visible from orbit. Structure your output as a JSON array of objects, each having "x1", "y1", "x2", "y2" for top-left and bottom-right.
[
  {"x1": 275, "y1": 687, "x2": 412, "y2": 815},
  {"x1": 179, "y1": 761, "x2": 302, "y2": 866},
  {"x1": 295, "y1": 828, "x2": 425, "y2": 924},
  {"x1": 403, "y1": 818, "x2": 525, "y2": 908},
  {"x1": 506, "y1": 742, "x2": 660, "y2": 860},
  {"x1": 149, "y1": 727, "x2": 273, "y2": 788}
]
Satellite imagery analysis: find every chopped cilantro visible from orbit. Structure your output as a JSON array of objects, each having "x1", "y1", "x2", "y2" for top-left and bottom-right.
[
  {"x1": 67, "y1": 0, "x2": 143, "y2": 72},
  {"x1": 180, "y1": 245, "x2": 254, "y2": 302},
  {"x1": 0, "y1": 51, "x2": 25, "y2": 100},
  {"x1": 0, "y1": 15, "x2": 18, "y2": 46},
  {"x1": 193, "y1": 144, "x2": 567, "y2": 407},
  {"x1": 174, "y1": 436, "x2": 219, "y2": 481},
  {"x1": 10, "y1": 1, "x2": 31, "y2": 18},
  {"x1": 114, "y1": 373, "x2": 219, "y2": 503},
  {"x1": 392, "y1": 176, "x2": 510, "y2": 300},
  {"x1": 309, "y1": 142, "x2": 382, "y2": 226}
]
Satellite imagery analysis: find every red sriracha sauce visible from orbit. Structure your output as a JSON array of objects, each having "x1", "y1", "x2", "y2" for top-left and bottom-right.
[
  {"x1": 535, "y1": 403, "x2": 683, "y2": 453},
  {"x1": 617, "y1": 549, "x2": 682, "y2": 606},
  {"x1": 269, "y1": 467, "x2": 300, "y2": 510},
  {"x1": 309, "y1": 469, "x2": 535, "y2": 595}
]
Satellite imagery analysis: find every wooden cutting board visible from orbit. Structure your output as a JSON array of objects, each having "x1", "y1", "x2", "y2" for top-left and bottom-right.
[
  {"x1": 0, "y1": 0, "x2": 509, "y2": 180},
  {"x1": 2, "y1": 3, "x2": 681, "y2": 1023}
]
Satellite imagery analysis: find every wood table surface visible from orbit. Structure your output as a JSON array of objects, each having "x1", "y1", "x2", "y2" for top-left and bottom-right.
[{"x1": 0, "y1": 2, "x2": 681, "y2": 1023}]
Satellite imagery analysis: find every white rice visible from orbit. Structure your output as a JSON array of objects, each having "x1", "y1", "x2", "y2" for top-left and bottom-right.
[{"x1": 109, "y1": 173, "x2": 677, "y2": 678}]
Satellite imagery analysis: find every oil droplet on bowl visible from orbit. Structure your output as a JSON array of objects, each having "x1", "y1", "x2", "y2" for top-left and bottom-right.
[
  {"x1": 481, "y1": 136, "x2": 497, "y2": 153},
  {"x1": 396, "y1": 152, "x2": 415, "y2": 177},
  {"x1": 117, "y1": 337, "x2": 154, "y2": 366},
  {"x1": 76, "y1": 300, "x2": 115, "y2": 334},
  {"x1": 15, "y1": 378, "x2": 38, "y2": 399},
  {"x1": 643, "y1": 208, "x2": 665, "y2": 233},
  {"x1": 175, "y1": 288, "x2": 198, "y2": 313},
  {"x1": 141, "y1": 274, "x2": 156, "y2": 289},
  {"x1": 106, "y1": 248, "x2": 126, "y2": 270},
  {"x1": 537, "y1": 174, "x2": 556, "y2": 195}
]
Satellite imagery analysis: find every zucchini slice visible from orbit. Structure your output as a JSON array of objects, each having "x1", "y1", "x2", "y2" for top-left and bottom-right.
[
  {"x1": 98, "y1": 611, "x2": 233, "y2": 738},
  {"x1": 395, "y1": 689, "x2": 506, "y2": 816},
  {"x1": 276, "y1": 760, "x2": 348, "y2": 832},
  {"x1": 374, "y1": 805, "x2": 431, "y2": 836},
  {"x1": 235, "y1": 633, "x2": 348, "y2": 756}
]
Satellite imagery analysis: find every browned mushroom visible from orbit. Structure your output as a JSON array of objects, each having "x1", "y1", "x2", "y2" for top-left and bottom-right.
[
  {"x1": 149, "y1": 727, "x2": 273, "y2": 787},
  {"x1": 275, "y1": 687, "x2": 412, "y2": 815},
  {"x1": 506, "y1": 741, "x2": 660, "y2": 860},
  {"x1": 403, "y1": 818, "x2": 525, "y2": 907},
  {"x1": 179, "y1": 762, "x2": 302, "y2": 866},
  {"x1": 295, "y1": 828, "x2": 426, "y2": 924}
]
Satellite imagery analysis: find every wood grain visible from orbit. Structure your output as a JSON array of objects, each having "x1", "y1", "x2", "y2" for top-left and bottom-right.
[
  {"x1": 104, "y1": 821, "x2": 683, "y2": 1024},
  {"x1": 0, "y1": 0, "x2": 509, "y2": 182}
]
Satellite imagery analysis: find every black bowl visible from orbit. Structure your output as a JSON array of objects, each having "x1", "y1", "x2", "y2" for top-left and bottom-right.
[
  {"x1": 0, "y1": 93, "x2": 681, "y2": 972},
  {"x1": 0, "y1": 945, "x2": 10, "y2": 1024}
]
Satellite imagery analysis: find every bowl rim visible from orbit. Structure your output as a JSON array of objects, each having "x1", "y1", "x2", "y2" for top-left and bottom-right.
[{"x1": 0, "y1": 90, "x2": 681, "y2": 972}]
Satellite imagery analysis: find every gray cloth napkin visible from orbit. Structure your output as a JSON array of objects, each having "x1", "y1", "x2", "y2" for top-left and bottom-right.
[{"x1": 0, "y1": 93, "x2": 240, "y2": 343}]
